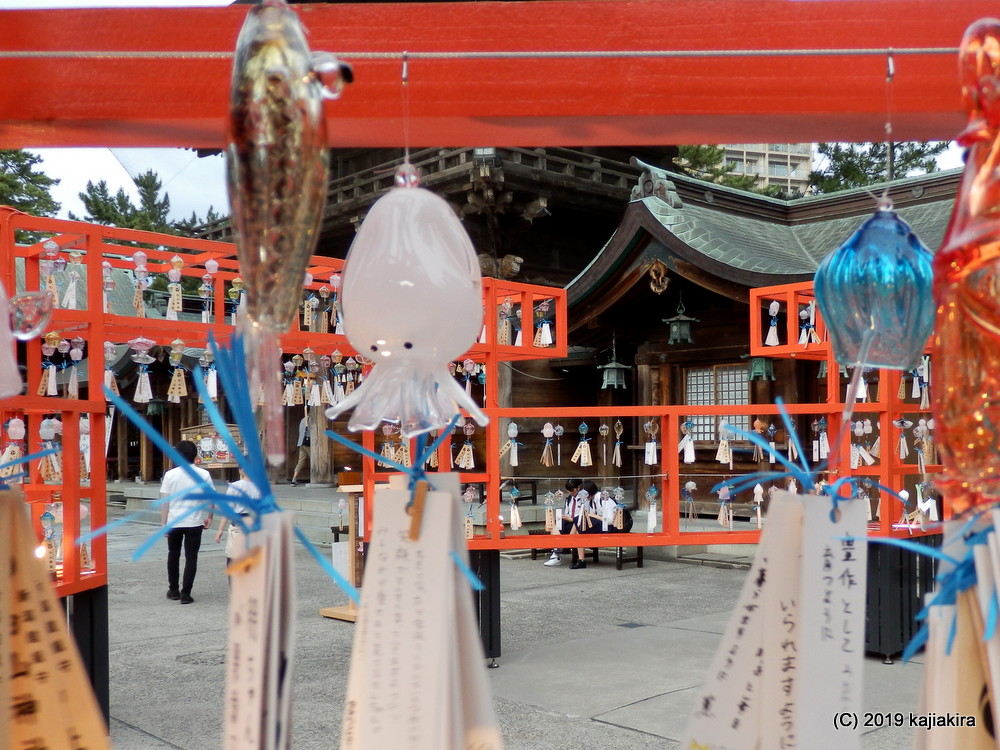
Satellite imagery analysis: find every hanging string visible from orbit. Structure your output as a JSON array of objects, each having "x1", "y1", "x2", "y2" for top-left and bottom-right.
[
  {"x1": 1, "y1": 46, "x2": 959, "y2": 62},
  {"x1": 401, "y1": 51, "x2": 411, "y2": 164},
  {"x1": 885, "y1": 48, "x2": 895, "y2": 139}
]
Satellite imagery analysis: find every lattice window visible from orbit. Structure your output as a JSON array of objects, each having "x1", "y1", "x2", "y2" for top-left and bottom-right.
[{"x1": 684, "y1": 365, "x2": 750, "y2": 441}]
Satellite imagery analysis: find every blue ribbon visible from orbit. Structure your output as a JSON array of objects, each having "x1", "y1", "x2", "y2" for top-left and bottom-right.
[
  {"x1": 93, "y1": 333, "x2": 360, "y2": 603},
  {"x1": 0, "y1": 446, "x2": 59, "y2": 488},
  {"x1": 325, "y1": 414, "x2": 484, "y2": 590}
]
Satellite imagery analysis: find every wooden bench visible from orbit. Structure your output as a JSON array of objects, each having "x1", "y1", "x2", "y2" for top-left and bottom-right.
[{"x1": 526, "y1": 530, "x2": 643, "y2": 569}]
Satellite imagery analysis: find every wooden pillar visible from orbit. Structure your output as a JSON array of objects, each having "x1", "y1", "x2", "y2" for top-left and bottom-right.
[
  {"x1": 115, "y1": 409, "x2": 128, "y2": 481},
  {"x1": 497, "y1": 360, "x2": 513, "y2": 476},
  {"x1": 309, "y1": 405, "x2": 333, "y2": 484},
  {"x1": 140, "y1": 431, "x2": 153, "y2": 481}
]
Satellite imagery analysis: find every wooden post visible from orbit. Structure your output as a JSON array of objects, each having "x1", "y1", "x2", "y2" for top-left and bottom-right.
[
  {"x1": 320, "y1": 485, "x2": 364, "y2": 622},
  {"x1": 116, "y1": 413, "x2": 128, "y2": 481},
  {"x1": 309, "y1": 406, "x2": 333, "y2": 484},
  {"x1": 140, "y1": 429, "x2": 153, "y2": 482}
]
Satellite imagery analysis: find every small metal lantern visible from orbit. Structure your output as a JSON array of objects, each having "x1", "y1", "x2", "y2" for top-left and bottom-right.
[
  {"x1": 597, "y1": 335, "x2": 631, "y2": 389},
  {"x1": 663, "y1": 297, "x2": 700, "y2": 345},
  {"x1": 748, "y1": 357, "x2": 775, "y2": 382}
]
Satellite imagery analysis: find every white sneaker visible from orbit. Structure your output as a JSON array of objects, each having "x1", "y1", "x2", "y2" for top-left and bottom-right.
[{"x1": 543, "y1": 555, "x2": 561, "y2": 566}]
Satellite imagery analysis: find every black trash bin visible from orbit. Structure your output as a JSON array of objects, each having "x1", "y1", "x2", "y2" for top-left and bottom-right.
[{"x1": 865, "y1": 534, "x2": 941, "y2": 663}]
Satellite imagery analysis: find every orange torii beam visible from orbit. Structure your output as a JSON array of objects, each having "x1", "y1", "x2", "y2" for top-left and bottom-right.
[{"x1": 0, "y1": 0, "x2": 994, "y2": 150}]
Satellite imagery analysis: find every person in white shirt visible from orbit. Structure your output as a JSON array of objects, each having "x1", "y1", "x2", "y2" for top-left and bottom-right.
[
  {"x1": 215, "y1": 469, "x2": 260, "y2": 567},
  {"x1": 543, "y1": 478, "x2": 584, "y2": 568},
  {"x1": 160, "y1": 440, "x2": 214, "y2": 604}
]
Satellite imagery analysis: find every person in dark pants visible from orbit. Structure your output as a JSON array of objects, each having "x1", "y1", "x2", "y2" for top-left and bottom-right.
[
  {"x1": 159, "y1": 440, "x2": 214, "y2": 604},
  {"x1": 543, "y1": 478, "x2": 583, "y2": 568},
  {"x1": 291, "y1": 414, "x2": 310, "y2": 486}
]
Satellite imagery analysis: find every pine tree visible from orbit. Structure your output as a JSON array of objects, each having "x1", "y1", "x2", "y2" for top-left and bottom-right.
[
  {"x1": 0, "y1": 150, "x2": 60, "y2": 217},
  {"x1": 808, "y1": 141, "x2": 950, "y2": 194}
]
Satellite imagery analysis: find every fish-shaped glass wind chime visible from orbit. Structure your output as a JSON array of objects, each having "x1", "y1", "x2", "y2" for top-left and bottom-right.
[
  {"x1": 88, "y1": 330, "x2": 359, "y2": 750},
  {"x1": 225, "y1": 0, "x2": 351, "y2": 465},
  {"x1": 324, "y1": 161, "x2": 488, "y2": 436}
]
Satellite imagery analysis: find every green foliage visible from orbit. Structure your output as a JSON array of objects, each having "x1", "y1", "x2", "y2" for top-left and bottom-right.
[
  {"x1": 808, "y1": 141, "x2": 949, "y2": 194},
  {"x1": 174, "y1": 205, "x2": 222, "y2": 234},
  {"x1": 69, "y1": 169, "x2": 175, "y2": 232},
  {"x1": 67, "y1": 167, "x2": 216, "y2": 295},
  {"x1": 0, "y1": 150, "x2": 60, "y2": 217}
]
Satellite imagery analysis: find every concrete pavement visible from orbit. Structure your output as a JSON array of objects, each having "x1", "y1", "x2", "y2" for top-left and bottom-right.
[{"x1": 103, "y1": 515, "x2": 925, "y2": 750}]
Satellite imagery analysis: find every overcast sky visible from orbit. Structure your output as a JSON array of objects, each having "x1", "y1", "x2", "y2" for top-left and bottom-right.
[{"x1": 30, "y1": 148, "x2": 230, "y2": 223}]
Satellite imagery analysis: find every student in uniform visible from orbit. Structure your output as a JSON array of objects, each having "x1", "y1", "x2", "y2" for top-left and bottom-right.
[{"x1": 543, "y1": 478, "x2": 582, "y2": 567}]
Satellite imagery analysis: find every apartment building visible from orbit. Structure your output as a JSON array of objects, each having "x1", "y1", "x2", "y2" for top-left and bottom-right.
[{"x1": 723, "y1": 143, "x2": 814, "y2": 195}]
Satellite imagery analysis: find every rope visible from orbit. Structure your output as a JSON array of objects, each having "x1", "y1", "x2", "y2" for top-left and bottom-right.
[
  {"x1": 0, "y1": 46, "x2": 958, "y2": 61},
  {"x1": 501, "y1": 362, "x2": 566, "y2": 382}
]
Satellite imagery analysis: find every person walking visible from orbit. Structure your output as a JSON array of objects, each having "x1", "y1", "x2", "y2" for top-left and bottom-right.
[
  {"x1": 214, "y1": 468, "x2": 259, "y2": 569},
  {"x1": 160, "y1": 440, "x2": 213, "y2": 604},
  {"x1": 291, "y1": 413, "x2": 310, "y2": 486}
]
